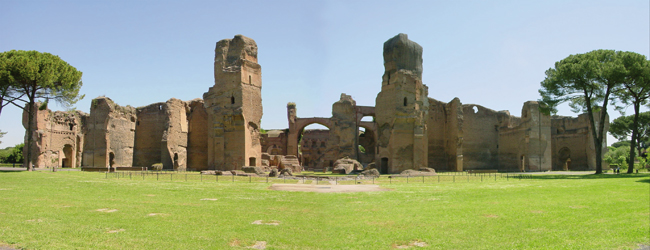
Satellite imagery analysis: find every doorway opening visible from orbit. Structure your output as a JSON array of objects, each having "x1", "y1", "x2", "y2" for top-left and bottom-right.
[{"x1": 380, "y1": 157, "x2": 389, "y2": 174}]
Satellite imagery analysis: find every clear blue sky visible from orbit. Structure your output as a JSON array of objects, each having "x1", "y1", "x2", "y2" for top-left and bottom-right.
[{"x1": 1, "y1": 0, "x2": 648, "y2": 147}]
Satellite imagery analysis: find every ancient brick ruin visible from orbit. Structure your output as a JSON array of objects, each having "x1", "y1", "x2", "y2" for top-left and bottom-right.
[{"x1": 23, "y1": 34, "x2": 608, "y2": 173}]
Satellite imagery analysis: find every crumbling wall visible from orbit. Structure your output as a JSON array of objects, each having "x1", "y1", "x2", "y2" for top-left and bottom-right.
[
  {"x1": 357, "y1": 126, "x2": 376, "y2": 166},
  {"x1": 23, "y1": 104, "x2": 87, "y2": 169},
  {"x1": 330, "y1": 94, "x2": 357, "y2": 160},
  {"x1": 444, "y1": 98, "x2": 464, "y2": 171},
  {"x1": 187, "y1": 99, "x2": 208, "y2": 170},
  {"x1": 161, "y1": 98, "x2": 189, "y2": 170},
  {"x1": 106, "y1": 103, "x2": 136, "y2": 167},
  {"x1": 427, "y1": 98, "x2": 449, "y2": 170},
  {"x1": 375, "y1": 33, "x2": 429, "y2": 174},
  {"x1": 81, "y1": 97, "x2": 134, "y2": 168},
  {"x1": 300, "y1": 129, "x2": 330, "y2": 167},
  {"x1": 133, "y1": 102, "x2": 166, "y2": 168},
  {"x1": 551, "y1": 113, "x2": 607, "y2": 170},
  {"x1": 204, "y1": 34, "x2": 263, "y2": 170},
  {"x1": 261, "y1": 130, "x2": 287, "y2": 155},
  {"x1": 497, "y1": 112, "x2": 525, "y2": 171},
  {"x1": 461, "y1": 104, "x2": 502, "y2": 170}
]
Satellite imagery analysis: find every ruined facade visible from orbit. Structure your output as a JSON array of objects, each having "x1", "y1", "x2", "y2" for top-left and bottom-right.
[
  {"x1": 203, "y1": 35, "x2": 263, "y2": 170},
  {"x1": 22, "y1": 104, "x2": 87, "y2": 169},
  {"x1": 23, "y1": 34, "x2": 606, "y2": 173}
]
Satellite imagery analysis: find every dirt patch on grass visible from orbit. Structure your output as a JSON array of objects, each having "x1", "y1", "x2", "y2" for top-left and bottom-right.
[
  {"x1": 248, "y1": 241, "x2": 267, "y2": 249},
  {"x1": 268, "y1": 184, "x2": 390, "y2": 193},
  {"x1": 484, "y1": 214, "x2": 499, "y2": 218},
  {"x1": 393, "y1": 240, "x2": 428, "y2": 248},
  {"x1": 96, "y1": 208, "x2": 118, "y2": 213},
  {"x1": 147, "y1": 213, "x2": 168, "y2": 217},
  {"x1": 252, "y1": 220, "x2": 280, "y2": 226},
  {"x1": 0, "y1": 241, "x2": 19, "y2": 250},
  {"x1": 106, "y1": 229, "x2": 125, "y2": 233},
  {"x1": 530, "y1": 210, "x2": 544, "y2": 213},
  {"x1": 200, "y1": 198, "x2": 218, "y2": 201},
  {"x1": 230, "y1": 238, "x2": 267, "y2": 248}
]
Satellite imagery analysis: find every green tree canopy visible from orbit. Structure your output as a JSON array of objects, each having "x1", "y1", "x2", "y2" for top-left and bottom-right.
[
  {"x1": 609, "y1": 111, "x2": 650, "y2": 153},
  {"x1": 611, "y1": 52, "x2": 650, "y2": 173},
  {"x1": 611, "y1": 140, "x2": 631, "y2": 148},
  {"x1": 539, "y1": 50, "x2": 627, "y2": 174},
  {"x1": 0, "y1": 50, "x2": 83, "y2": 171}
]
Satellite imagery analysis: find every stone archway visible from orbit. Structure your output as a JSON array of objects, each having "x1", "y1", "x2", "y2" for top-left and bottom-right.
[
  {"x1": 287, "y1": 117, "x2": 333, "y2": 158},
  {"x1": 558, "y1": 147, "x2": 571, "y2": 171},
  {"x1": 358, "y1": 123, "x2": 377, "y2": 166},
  {"x1": 61, "y1": 144, "x2": 74, "y2": 168},
  {"x1": 109, "y1": 152, "x2": 115, "y2": 168}
]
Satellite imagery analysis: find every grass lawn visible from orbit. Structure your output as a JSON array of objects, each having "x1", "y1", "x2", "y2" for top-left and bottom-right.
[{"x1": 0, "y1": 171, "x2": 648, "y2": 249}]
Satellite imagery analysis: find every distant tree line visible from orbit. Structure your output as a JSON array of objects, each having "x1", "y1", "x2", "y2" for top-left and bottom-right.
[{"x1": 0, "y1": 143, "x2": 24, "y2": 164}]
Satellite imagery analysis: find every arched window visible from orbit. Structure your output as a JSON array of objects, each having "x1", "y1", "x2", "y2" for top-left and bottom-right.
[
  {"x1": 403, "y1": 97, "x2": 407, "y2": 106},
  {"x1": 231, "y1": 96, "x2": 235, "y2": 104}
]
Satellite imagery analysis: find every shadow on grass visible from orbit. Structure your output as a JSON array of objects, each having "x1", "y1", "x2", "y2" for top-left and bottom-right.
[{"x1": 527, "y1": 173, "x2": 650, "y2": 181}]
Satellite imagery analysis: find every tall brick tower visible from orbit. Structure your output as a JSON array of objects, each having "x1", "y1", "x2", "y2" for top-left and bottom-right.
[
  {"x1": 203, "y1": 35, "x2": 263, "y2": 170},
  {"x1": 375, "y1": 33, "x2": 429, "y2": 174}
]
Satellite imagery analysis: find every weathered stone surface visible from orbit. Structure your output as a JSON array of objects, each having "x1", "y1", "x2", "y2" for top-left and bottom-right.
[
  {"x1": 269, "y1": 168, "x2": 279, "y2": 177},
  {"x1": 21, "y1": 34, "x2": 603, "y2": 174},
  {"x1": 242, "y1": 166, "x2": 265, "y2": 175},
  {"x1": 23, "y1": 103, "x2": 88, "y2": 169},
  {"x1": 279, "y1": 155, "x2": 301, "y2": 173},
  {"x1": 201, "y1": 170, "x2": 216, "y2": 175},
  {"x1": 151, "y1": 163, "x2": 163, "y2": 171},
  {"x1": 82, "y1": 97, "x2": 135, "y2": 168},
  {"x1": 279, "y1": 168, "x2": 292, "y2": 176},
  {"x1": 261, "y1": 130, "x2": 287, "y2": 155},
  {"x1": 299, "y1": 129, "x2": 330, "y2": 168},
  {"x1": 333, "y1": 163, "x2": 354, "y2": 174},
  {"x1": 335, "y1": 157, "x2": 363, "y2": 170},
  {"x1": 215, "y1": 170, "x2": 232, "y2": 175},
  {"x1": 375, "y1": 34, "x2": 429, "y2": 174},
  {"x1": 187, "y1": 99, "x2": 208, "y2": 170},
  {"x1": 399, "y1": 169, "x2": 436, "y2": 176},
  {"x1": 360, "y1": 168, "x2": 380, "y2": 177},
  {"x1": 550, "y1": 112, "x2": 607, "y2": 171},
  {"x1": 204, "y1": 34, "x2": 263, "y2": 171},
  {"x1": 419, "y1": 167, "x2": 436, "y2": 173},
  {"x1": 230, "y1": 170, "x2": 246, "y2": 176},
  {"x1": 383, "y1": 33, "x2": 423, "y2": 79},
  {"x1": 132, "y1": 98, "x2": 189, "y2": 170}
]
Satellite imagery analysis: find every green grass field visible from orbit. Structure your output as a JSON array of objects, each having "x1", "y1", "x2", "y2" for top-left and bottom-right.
[{"x1": 0, "y1": 171, "x2": 648, "y2": 249}]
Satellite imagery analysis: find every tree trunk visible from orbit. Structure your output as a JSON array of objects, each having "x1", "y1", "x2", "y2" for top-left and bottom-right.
[
  {"x1": 627, "y1": 103, "x2": 641, "y2": 174},
  {"x1": 24, "y1": 88, "x2": 36, "y2": 172}
]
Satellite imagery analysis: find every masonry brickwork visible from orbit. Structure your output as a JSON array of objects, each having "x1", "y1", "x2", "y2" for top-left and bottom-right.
[{"x1": 23, "y1": 34, "x2": 606, "y2": 173}]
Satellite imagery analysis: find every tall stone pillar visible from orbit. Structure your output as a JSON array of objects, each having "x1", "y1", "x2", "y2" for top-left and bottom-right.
[
  {"x1": 374, "y1": 33, "x2": 429, "y2": 174},
  {"x1": 203, "y1": 35, "x2": 263, "y2": 170}
]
